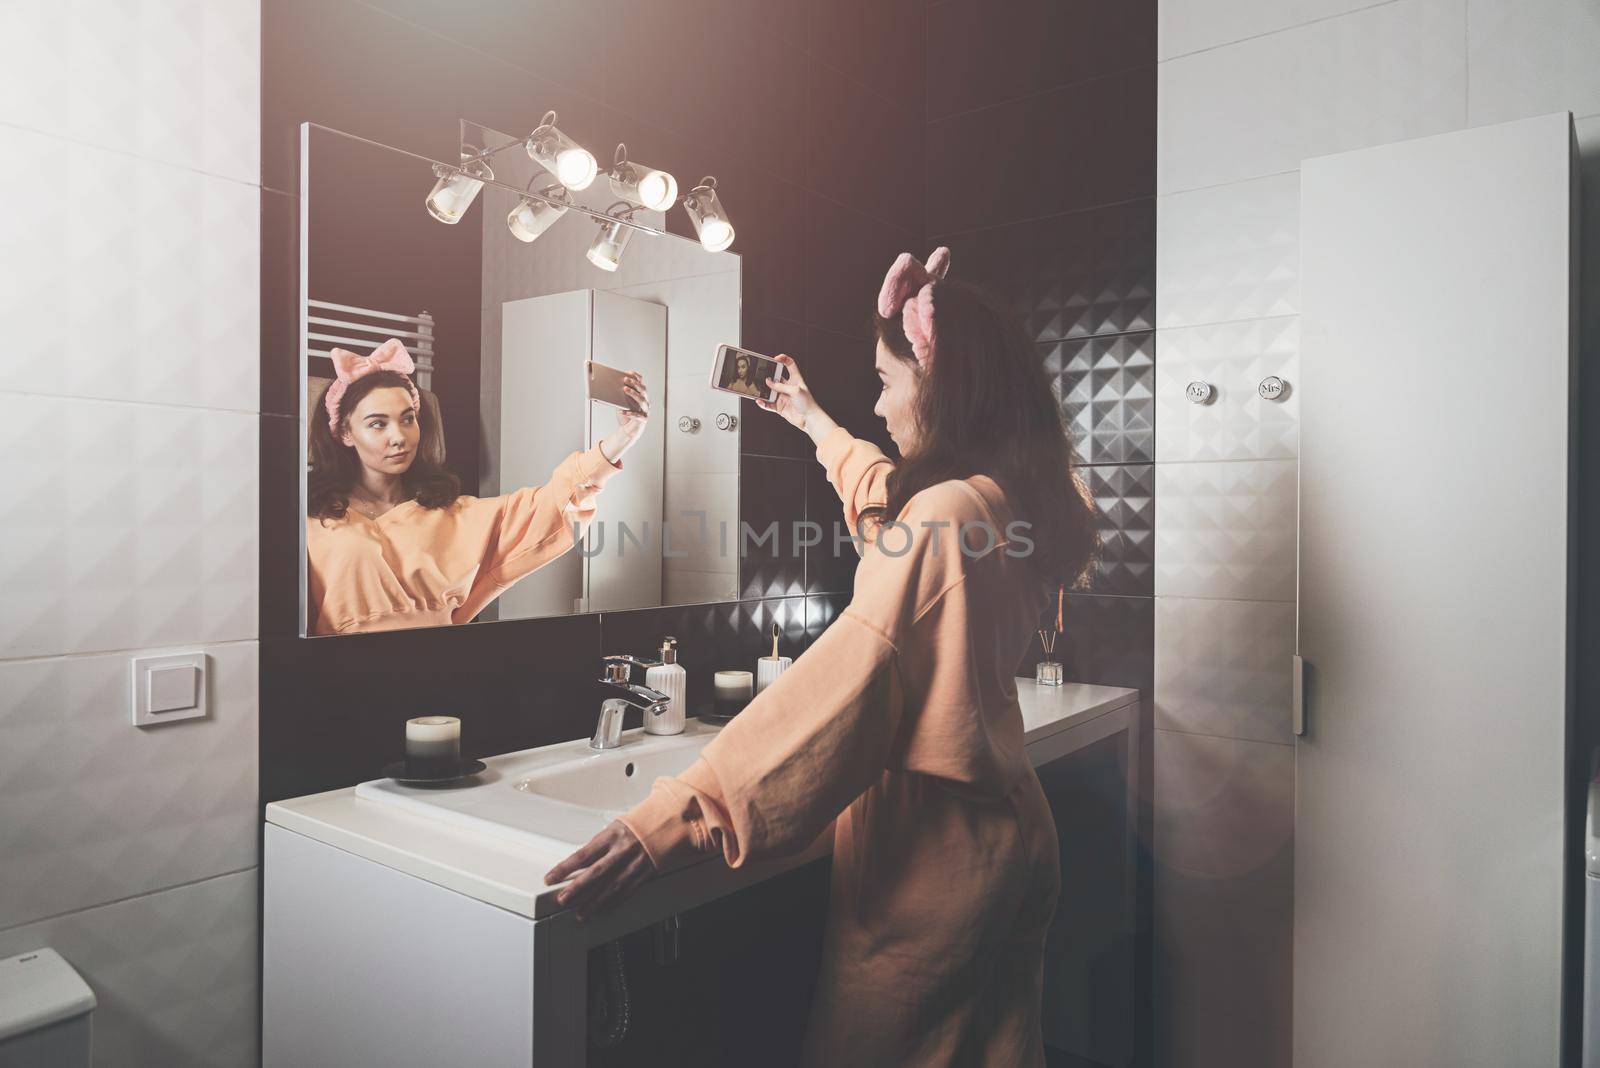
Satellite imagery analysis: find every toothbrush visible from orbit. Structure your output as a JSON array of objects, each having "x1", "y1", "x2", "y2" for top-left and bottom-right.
[{"x1": 770, "y1": 622, "x2": 780, "y2": 660}]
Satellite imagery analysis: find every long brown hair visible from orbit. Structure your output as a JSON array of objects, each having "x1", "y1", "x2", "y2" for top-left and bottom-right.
[
  {"x1": 866, "y1": 278, "x2": 1100, "y2": 588},
  {"x1": 308, "y1": 371, "x2": 460, "y2": 521}
]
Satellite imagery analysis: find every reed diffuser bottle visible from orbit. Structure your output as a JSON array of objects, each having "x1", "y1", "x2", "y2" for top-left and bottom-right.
[{"x1": 1035, "y1": 584, "x2": 1066, "y2": 686}]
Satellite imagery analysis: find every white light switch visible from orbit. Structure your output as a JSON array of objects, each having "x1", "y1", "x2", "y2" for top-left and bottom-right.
[
  {"x1": 148, "y1": 665, "x2": 198, "y2": 713},
  {"x1": 131, "y1": 653, "x2": 208, "y2": 727}
]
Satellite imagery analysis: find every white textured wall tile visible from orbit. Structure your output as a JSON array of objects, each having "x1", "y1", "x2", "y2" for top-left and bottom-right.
[
  {"x1": 1467, "y1": 0, "x2": 1600, "y2": 124},
  {"x1": 0, "y1": 394, "x2": 258, "y2": 658},
  {"x1": 1153, "y1": 729, "x2": 1294, "y2": 877},
  {"x1": 1155, "y1": 598, "x2": 1297, "y2": 743},
  {"x1": 0, "y1": 127, "x2": 259, "y2": 411},
  {"x1": 1155, "y1": 856, "x2": 1293, "y2": 1065},
  {"x1": 1156, "y1": 173, "x2": 1300, "y2": 328},
  {"x1": 1158, "y1": 0, "x2": 1467, "y2": 193},
  {"x1": 0, "y1": 0, "x2": 260, "y2": 185},
  {"x1": 1155, "y1": 459, "x2": 1298, "y2": 601},
  {"x1": 664, "y1": 374, "x2": 742, "y2": 475},
  {"x1": 1155, "y1": 318, "x2": 1300, "y2": 462},
  {"x1": 1160, "y1": 0, "x2": 1393, "y2": 60},
  {"x1": 0, "y1": 642, "x2": 257, "y2": 929},
  {"x1": 0, "y1": 869, "x2": 259, "y2": 1068}
]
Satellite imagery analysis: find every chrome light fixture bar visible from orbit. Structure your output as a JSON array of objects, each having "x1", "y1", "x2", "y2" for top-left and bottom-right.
[{"x1": 399, "y1": 116, "x2": 738, "y2": 262}]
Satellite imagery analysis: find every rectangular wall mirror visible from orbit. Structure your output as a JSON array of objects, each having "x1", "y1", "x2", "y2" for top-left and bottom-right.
[{"x1": 298, "y1": 122, "x2": 744, "y2": 637}]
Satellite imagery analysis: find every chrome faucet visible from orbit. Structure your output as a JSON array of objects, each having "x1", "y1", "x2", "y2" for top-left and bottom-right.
[{"x1": 592, "y1": 655, "x2": 673, "y2": 750}]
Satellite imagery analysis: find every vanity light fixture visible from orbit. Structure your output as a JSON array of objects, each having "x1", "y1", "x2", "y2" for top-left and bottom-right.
[
  {"x1": 526, "y1": 110, "x2": 598, "y2": 191},
  {"x1": 425, "y1": 157, "x2": 495, "y2": 225},
  {"x1": 608, "y1": 143, "x2": 679, "y2": 213},
  {"x1": 682, "y1": 176, "x2": 734, "y2": 252},
  {"x1": 506, "y1": 182, "x2": 572, "y2": 243},
  {"x1": 420, "y1": 117, "x2": 737, "y2": 258},
  {"x1": 586, "y1": 204, "x2": 640, "y2": 272}
]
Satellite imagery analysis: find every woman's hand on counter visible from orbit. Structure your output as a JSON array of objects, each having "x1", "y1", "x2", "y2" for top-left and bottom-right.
[
  {"x1": 544, "y1": 819, "x2": 656, "y2": 921},
  {"x1": 598, "y1": 372, "x2": 650, "y2": 463}
]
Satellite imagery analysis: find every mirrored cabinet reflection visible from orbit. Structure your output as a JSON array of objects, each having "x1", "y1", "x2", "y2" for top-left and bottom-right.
[{"x1": 300, "y1": 122, "x2": 744, "y2": 637}]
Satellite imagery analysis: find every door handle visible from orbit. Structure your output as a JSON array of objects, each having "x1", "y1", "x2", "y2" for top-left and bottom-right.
[{"x1": 1292, "y1": 654, "x2": 1307, "y2": 737}]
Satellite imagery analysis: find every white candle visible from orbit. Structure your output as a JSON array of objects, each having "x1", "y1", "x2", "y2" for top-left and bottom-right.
[
  {"x1": 713, "y1": 670, "x2": 753, "y2": 720},
  {"x1": 405, "y1": 716, "x2": 460, "y2": 767}
]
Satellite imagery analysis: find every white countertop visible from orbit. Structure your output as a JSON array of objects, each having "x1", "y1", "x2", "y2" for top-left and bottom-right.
[{"x1": 265, "y1": 679, "x2": 1138, "y2": 921}]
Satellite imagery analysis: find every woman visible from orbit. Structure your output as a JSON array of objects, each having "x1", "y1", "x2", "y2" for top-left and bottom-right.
[
  {"x1": 723, "y1": 350, "x2": 764, "y2": 397},
  {"x1": 305, "y1": 338, "x2": 649, "y2": 635},
  {"x1": 545, "y1": 249, "x2": 1098, "y2": 1065}
]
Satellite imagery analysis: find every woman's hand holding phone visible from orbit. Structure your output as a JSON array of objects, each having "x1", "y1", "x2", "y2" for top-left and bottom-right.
[
  {"x1": 757, "y1": 354, "x2": 839, "y2": 446},
  {"x1": 598, "y1": 371, "x2": 650, "y2": 464}
]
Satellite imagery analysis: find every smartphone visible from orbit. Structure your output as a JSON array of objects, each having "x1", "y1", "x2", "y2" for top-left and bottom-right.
[
  {"x1": 587, "y1": 360, "x2": 642, "y2": 413},
  {"x1": 709, "y1": 344, "x2": 785, "y2": 403}
]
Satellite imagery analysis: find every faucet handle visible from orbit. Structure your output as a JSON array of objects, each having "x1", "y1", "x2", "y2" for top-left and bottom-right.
[{"x1": 601, "y1": 654, "x2": 658, "y2": 684}]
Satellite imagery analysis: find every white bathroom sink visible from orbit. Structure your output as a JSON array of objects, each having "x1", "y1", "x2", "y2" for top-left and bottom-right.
[
  {"x1": 352, "y1": 718, "x2": 722, "y2": 853},
  {"x1": 514, "y1": 734, "x2": 708, "y2": 810}
]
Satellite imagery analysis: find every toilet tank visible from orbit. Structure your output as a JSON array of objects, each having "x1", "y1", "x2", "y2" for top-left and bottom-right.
[{"x1": 0, "y1": 948, "x2": 95, "y2": 1068}]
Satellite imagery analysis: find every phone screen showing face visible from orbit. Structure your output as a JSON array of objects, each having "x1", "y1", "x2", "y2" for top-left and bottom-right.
[{"x1": 710, "y1": 345, "x2": 784, "y2": 402}]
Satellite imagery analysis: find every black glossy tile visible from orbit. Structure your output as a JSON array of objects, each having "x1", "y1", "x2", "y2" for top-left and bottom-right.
[
  {"x1": 1020, "y1": 592, "x2": 1154, "y2": 698},
  {"x1": 805, "y1": 593, "x2": 851, "y2": 646},
  {"x1": 739, "y1": 314, "x2": 813, "y2": 461},
  {"x1": 361, "y1": 0, "x2": 608, "y2": 102},
  {"x1": 927, "y1": 0, "x2": 1156, "y2": 121},
  {"x1": 724, "y1": 27, "x2": 812, "y2": 182},
  {"x1": 259, "y1": 414, "x2": 303, "y2": 641},
  {"x1": 600, "y1": 598, "x2": 806, "y2": 718},
  {"x1": 263, "y1": 0, "x2": 604, "y2": 193},
  {"x1": 801, "y1": 195, "x2": 919, "y2": 340},
  {"x1": 939, "y1": 199, "x2": 1156, "y2": 344},
  {"x1": 801, "y1": 326, "x2": 893, "y2": 456},
  {"x1": 739, "y1": 455, "x2": 808, "y2": 600},
  {"x1": 596, "y1": 0, "x2": 733, "y2": 149},
  {"x1": 1080, "y1": 465, "x2": 1154, "y2": 597},
  {"x1": 723, "y1": 168, "x2": 811, "y2": 327},
  {"x1": 805, "y1": 0, "x2": 924, "y2": 111},
  {"x1": 1048, "y1": 332, "x2": 1156, "y2": 467},
  {"x1": 805, "y1": 457, "x2": 861, "y2": 595},
  {"x1": 804, "y1": 57, "x2": 924, "y2": 234},
  {"x1": 926, "y1": 67, "x2": 1156, "y2": 235},
  {"x1": 260, "y1": 189, "x2": 299, "y2": 418},
  {"x1": 260, "y1": 613, "x2": 603, "y2": 803}
]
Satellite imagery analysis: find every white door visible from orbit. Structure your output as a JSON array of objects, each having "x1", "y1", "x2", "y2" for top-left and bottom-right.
[{"x1": 1295, "y1": 113, "x2": 1576, "y2": 1066}]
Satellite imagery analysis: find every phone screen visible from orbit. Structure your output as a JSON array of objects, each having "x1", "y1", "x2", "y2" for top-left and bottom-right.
[{"x1": 712, "y1": 346, "x2": 784, "y2": 401}]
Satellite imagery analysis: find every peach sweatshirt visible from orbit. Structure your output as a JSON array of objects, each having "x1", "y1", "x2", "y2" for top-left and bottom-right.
[
  {"x1": 306, "y1": 444, "x2": 620, "y2": 635},
  {"x1": 619, "y1": 427, "x2": 1062, "y2": 1067}
]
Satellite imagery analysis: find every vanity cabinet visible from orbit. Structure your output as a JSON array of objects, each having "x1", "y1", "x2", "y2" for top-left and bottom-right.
[{"x1": 263, "y1": 683, "x2": 1140, "y2": 1066}]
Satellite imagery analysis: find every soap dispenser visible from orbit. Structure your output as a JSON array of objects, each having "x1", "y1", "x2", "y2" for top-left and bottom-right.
[{"x1": 644, "y1": 637, "x2": 687, "y2": 735}]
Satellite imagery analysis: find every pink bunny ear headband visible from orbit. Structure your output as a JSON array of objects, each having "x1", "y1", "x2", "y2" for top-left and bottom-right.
[
  {"x1": 323, "y1": 338, "x2": 421, "y2": 435},
  {"x1": 876, "y1": 246, "x2": 951, "y2": 369}
]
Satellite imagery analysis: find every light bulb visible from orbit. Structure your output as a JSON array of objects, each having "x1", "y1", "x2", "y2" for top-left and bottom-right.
[
  {"x1": 698, "y1": 217, "x2": 734, "y2": 252},
  {"x1": 586, "y1": 218, "x2": 633, "y2": 272},
  {"x1": 683, "y1": 176, "x2": 735, "y2": 252},
  {"x1": 555, "y1": 147, "x2": 598, "y2": 191},
  {"x1": 636, "y1": 169, "x2": 678, "y2": 212},
  {"x1": 506, "y1": 188, "x2": 569, "y2": 243},
  {"x1": 608, "y1": 145, "x2": 679, "y2": 213},
  {"x1": 526, "y1": 112, "x2": 597, "y2": 192},
  {"x1": 425, "y1": 159, "x2": 493, "y2": 225}
]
